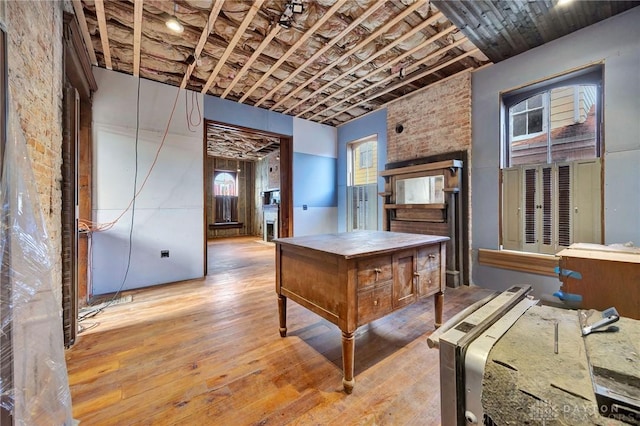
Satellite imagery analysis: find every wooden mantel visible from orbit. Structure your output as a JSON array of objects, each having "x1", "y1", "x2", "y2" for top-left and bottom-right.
[{"x1": 380, "y1": 159, "x2": 464, "y2": 287}]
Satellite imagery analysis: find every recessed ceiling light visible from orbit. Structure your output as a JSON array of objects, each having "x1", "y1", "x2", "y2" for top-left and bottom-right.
[{"x1": 557, "y1": 0, "x2": 573, "y2": 6}]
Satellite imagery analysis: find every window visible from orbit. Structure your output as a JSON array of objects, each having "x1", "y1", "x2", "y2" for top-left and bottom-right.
[
  {"x1": 213, "y1": 171, "x2": 237, "y2": 222},
  {"x1": 501, "y1": 66, "x2": 602, "y2": 254},
  {"x1": 347, "y1": 137, "x2": 378, "y2": 231},
  {"x1": 511, "y1": 93, "x2": 545, "y2": 140},
  {"x1": 213, "y1": 172, "x2": 236, "y2": 196},
  {"x1": 358, "y1": 141, "x2": 374, "y2": 169}
]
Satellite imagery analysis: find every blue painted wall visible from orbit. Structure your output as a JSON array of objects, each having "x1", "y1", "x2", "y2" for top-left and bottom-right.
[
  {"x1": 204, "y1": 95, "x2": 293, "y2": 136},
  {"x1": 336, "y1": 109, "x2": 388, "y2": 232},
  {"x1": 293, "y1": 153, "x2": 337, "y2": 208}
]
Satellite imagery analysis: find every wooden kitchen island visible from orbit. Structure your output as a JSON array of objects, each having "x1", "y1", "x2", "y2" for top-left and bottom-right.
[{"x1": 275, "y1": 230, "x2": 449, "y2": 393}]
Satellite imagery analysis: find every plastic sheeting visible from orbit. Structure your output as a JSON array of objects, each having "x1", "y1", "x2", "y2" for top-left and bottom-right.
[{"x1": 0, "y1": 93, "x2": 73, "y2": 424}]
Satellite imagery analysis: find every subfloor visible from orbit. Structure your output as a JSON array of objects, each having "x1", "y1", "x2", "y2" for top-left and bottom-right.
[{"x1": 66, "y1": 236, "x2": 493, "y2": 425}]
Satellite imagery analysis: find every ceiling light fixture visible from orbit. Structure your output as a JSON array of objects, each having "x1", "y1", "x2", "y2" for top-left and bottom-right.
[
  {"x1": 278, "y1": 1, "x2": 304, "y2": 29},
  {"x1": 557, "y1": 0, "x2": 574, "y2": 6},
  {"x1": 291, "y1": 0, "x2": 304, "y2": 14},
  {"x1": 166, "y1": 2, "x2": 184, "y2": 34}
]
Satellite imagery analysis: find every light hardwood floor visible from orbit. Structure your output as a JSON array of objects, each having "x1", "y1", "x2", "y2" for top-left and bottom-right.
[{"x1": 66, "y1": 237, "x2": 493, "y2": 425}]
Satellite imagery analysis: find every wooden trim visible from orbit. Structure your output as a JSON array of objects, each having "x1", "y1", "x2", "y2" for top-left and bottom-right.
[
  {"x1": 478, "y1": 248, "x2": 559, "y2": 277},
  {"x1": 380, "y1": 160, "x2": 463, "y2": 177},
  {"x1": 384, "y1": 203, "x2": 445, "y2": 210},
  {"x1": 63, "y1": 12, "x2": 97, "y2": 100},
  {"x1": 71, "y1": 0, "x2": 97, "y2": 65}
]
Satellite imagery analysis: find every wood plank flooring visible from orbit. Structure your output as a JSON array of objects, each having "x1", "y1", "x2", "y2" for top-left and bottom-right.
[{"x1": 66, "y1": 237, "x2": 494, "y2": 425}]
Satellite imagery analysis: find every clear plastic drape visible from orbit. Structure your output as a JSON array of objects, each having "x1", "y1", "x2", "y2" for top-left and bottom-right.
[{"x1": 0, "y1": 92, "x2": 73, "y2": 424}]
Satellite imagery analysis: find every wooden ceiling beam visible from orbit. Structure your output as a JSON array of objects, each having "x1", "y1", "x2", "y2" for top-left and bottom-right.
[
  {"x1": 285, "y1": 14, "x2": 450, "y2": 117},
  {"x1": 221, "y1": 25, "x2": 281, "y2": 99},
  {"x1": 337, "y1": 67, "x2": 474, "y2": 126},
  {"x1": 201, "y1": 0, "x2": 265, "y2": 94},
  {"x1": 238, "y1": 0, "x2": 348, "y2": 104},
  {"x1": 132, "y1": 0, "x2": 143, "y2": 77},
  {"x1": 319, "y1": 49, "x2": 478, "y2": 123},
  {"x1": 94, "y1": 0, "x2": 112, "y2": 69},
  {"x1": 71, "y1": 0, "x2": 98, "y2": 65},
  {"x1": 275, "y1": 0, "x2": 429, "y2": 113},
  {"x1": 181, "y1": 1, "x2": 224, "y2": 89},
  {"x1": 294, "y1": 21, "x2": 457, "y2": 117},
  {"x1": 254, "y1": 0, "x2": 387, "y2": 108},
  {"x1": 309, "y1": 37, "x2": 469, "y2": 120}
]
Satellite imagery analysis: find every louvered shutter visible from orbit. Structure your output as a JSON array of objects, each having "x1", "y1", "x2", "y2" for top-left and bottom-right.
[
  {"x1": 523, "y1": 167, "x2": 538, "y2": 252},
  {"x1": 557, "y1": 163, "x2": 572, "y2": 249},
  {"x1": 573, "y1": 158, "x2": 601, "y2": 244},
  {"x1": 502, "y1": 168, "x2": 521, "y2": 250},
  {"x1": 539, "y1": 166, "x2": 555, "y2": 254}
]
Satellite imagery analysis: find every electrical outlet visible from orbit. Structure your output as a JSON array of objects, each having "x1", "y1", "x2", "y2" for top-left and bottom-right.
[
  {"x1": 161, "y1": 250, "x2": 170, "y2": 258},
  {"x1": 303, "y1": 204, "x2": 308, "y2": 210}
]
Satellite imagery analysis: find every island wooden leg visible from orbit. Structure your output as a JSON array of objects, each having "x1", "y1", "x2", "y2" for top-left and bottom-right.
[
  {"x1": 341, "y1": 331, "x2": 355, "y2": 394},
  {"x1": 434, "y1": 291, "x2": 444, "y2": 329},
  {"x1": 278, "y1": 294, "x2": 287, "y2": 337}
]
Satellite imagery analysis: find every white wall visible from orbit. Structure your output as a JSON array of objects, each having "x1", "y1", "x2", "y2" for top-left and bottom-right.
[
  {"x1": 471, "y1": 8, "x2": 640, "y2": 297},
  {"x1": 92, "y1": 68, "x2": 204, "y2": 294},
  {"x1": 292, "y1": 117, "x2": 339, "y2": 236}
]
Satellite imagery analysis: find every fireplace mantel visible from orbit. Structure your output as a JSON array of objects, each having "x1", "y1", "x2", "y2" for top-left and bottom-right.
[{"x1": 380, "y1": 159, "x2": 464, "y2": 287}]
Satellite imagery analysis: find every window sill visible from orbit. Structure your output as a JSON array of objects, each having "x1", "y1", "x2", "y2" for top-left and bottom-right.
[{"x1": 478, "y1": 249, "x2": 559, "y2": 277}]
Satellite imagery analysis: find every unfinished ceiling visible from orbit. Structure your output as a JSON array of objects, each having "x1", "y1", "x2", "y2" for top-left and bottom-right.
[
  {"x1": 73, "y1": 0, "x2": 488, "y2": 127},
  {"x1": 73, "y1": 0, "x2": 639, "y2": 157},
  {"x1": 206, "y1": 121, "x2": 280, "y2": 160}
]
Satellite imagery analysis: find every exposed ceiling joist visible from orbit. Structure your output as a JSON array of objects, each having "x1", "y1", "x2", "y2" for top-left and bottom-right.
[
  {"x1": 94, "y1": 0, "x2": 112, "y2": 70},
  {"x1": 201, "y1": 0, "x2": 265, "y2": 94},
  {"x1": 321, "y1": 49, "x2": 478, "y2": 123},
  {"x1": 76, "y1": 0, "x2": 636, "y2": 128},
  {"x1": 276, "y1": 0, "x2": 430, "y2": 114},
  {"x1": 254, "y1": 0, "x2": 388, "y2": 108},
  {"x1": 238, "y1": 0, "x2": 348, "y2": 104},
  {"x1": 312, "y1": 38, "x2": 470, "y2": 121},
  {"x1": 71, "y1": 0, "x2": 97, "y2": 65},
  {"x1": 221, "y1": 24, "x2": 281, "y2": 99},
  {"x1": 132, "y1": 0, "x2": 143, "y2": 77},
  {"x1": 298, "y1": 24, "x2": 458, "y2": 118},
  {"x1": 181, "y1": 1, "x2": 224, "y2": 89}
]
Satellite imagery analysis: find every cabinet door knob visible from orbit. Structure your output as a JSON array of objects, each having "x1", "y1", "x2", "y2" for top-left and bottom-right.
[
  {"x1": 427, "y1": 254, "x2": 436, "y2": 259},
  {"x1": 373, "y1": 299, "x2": 379, "y2": 306},
  {"x1": 413, "y1": 272, "x2": 420, "y2": 277},
  {"x1": 374, "y1": 268, "x2": 382, "y2": 273}
]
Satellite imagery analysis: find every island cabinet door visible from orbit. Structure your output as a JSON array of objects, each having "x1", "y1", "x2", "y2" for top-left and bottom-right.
[
  {"x1": 415, "y1": 245, "x2": 441, "y2": 296},
  {"x1": 392, "y1": 250, "x2": 417, "y2": 308}
]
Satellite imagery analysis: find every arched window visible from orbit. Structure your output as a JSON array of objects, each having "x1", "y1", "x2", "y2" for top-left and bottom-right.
[{"x1": 213, "y1": 172, "x2": 236, "y2": 196}]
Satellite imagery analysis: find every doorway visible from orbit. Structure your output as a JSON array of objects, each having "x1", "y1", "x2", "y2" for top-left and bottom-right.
[{"x1": 203, "y1": 120, "x2": 293, "y2": 276}]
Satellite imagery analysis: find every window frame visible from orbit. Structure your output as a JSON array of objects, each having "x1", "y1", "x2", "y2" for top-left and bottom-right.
[
  {"x1": 501, "y1": 65, "x2": 603, "y2": 169},
  {"x1": 499, "y1": 65, "x2": 604, "y2": 257}
]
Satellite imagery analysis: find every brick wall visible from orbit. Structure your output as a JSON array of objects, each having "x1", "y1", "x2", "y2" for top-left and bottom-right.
[
  {"x1": 7, "y1": 1, "x2": 65, "y2": 299},
  {"x1": 6, "y1": 1, "x2": 64, "y2": 298},
  {"x1": 386, "y1": 71, "x2": 473, "y2": 283},
  {"x1": 386, "y1": 72, "x2": 472, "y2": 162}
]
